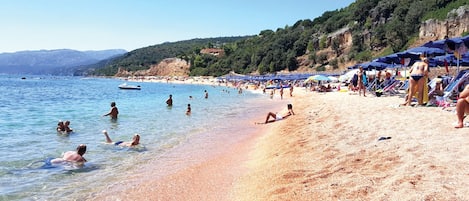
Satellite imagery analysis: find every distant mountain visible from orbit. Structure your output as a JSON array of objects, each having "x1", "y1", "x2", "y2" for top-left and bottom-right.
[{"x1": 0, "y1": 49, "x2": 127, "y2": 75}]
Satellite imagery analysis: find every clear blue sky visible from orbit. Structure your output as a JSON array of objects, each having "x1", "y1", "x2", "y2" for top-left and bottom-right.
[{"x1": 0, "y1": 0, "x2": 355, "y2": 53}]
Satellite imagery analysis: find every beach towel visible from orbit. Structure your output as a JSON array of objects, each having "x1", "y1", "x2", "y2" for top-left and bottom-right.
[{"x1": 413, "y1": 76, "x2": 429, "y2": 103}]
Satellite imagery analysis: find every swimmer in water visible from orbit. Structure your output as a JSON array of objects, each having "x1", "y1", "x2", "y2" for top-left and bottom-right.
[
  {"x1": 102, "y1": 130, "x2": 140, "y2": 147},
  {"x1": 50, "y1": 144, "x2": 87, "y2": 164}
]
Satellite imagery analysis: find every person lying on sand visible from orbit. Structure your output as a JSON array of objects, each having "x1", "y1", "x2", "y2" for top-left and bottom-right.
[{"x1": 257, "y1": 104, "x2": 295, "y2": 124}]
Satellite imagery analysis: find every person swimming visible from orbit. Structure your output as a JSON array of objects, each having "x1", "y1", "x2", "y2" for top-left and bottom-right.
[
  {"x1": 50, "y1": 144, "x2": 87, "y2": 164},
  {"x1": 101, "y1": 130, "x2": 140, "y2": 147}
]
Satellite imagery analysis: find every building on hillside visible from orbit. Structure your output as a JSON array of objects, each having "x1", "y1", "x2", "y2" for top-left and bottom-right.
[{"x1": 200, "y1": 48, "x2": 225, "y2": 57}]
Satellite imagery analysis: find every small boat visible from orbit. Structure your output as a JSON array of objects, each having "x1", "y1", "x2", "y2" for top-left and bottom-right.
[{"x1": 118, "y1": 83, "x2": 141, "y2": 90}]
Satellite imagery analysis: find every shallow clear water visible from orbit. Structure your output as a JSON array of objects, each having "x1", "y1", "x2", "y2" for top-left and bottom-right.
[{"x1": 0, "y1": 75, "x2": 288, "y2": 200}]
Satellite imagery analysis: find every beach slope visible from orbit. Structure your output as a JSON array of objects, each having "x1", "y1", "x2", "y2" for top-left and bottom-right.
[{"x1": 232, "y1": 90, "x2": 469, "y2": 200}]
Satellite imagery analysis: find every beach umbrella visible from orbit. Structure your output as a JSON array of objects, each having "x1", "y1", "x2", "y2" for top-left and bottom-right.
[
  {"x1": 422, "y1": 36, "x2": 468, "y2": 53},
  {"x1": 422, "y1": 39, "x2": 448, "y2": 50},
  {"x1": 304, "y1": 75, "x2": 330, "y2": 83},
  {"x1": 359, "y1": 61, "x2": 391, "y2": 71},
  {"x1": 376, "y1": 53, "x2": 402, "y2": 64},
  {"x1": 338, "y1": 69, "x2": 359, "y2": 83},
  {"x1": 397, "y1": 46, "x2": 446, "y2": 60},
  {"x1": 327, "y1": 76, "x2": 339, "y2": 83}
]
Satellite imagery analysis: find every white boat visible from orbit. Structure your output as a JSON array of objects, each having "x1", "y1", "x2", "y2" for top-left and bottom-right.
[{"x1": 118, "y1": 83, "x2": 141, "y2": 90}]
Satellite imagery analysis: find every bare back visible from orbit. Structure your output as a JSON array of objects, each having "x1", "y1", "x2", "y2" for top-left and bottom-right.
[{"x1": 410, "y1": 61, "x2": 428, "y2": 75}]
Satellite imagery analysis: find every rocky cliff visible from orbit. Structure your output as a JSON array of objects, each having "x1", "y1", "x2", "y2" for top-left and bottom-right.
[
  {"x1": 420, "y1": 5, "x2": 469, "y2": 41},
  {"x1": 115, "y1": 58, "x2": 190, "y2": 77}
]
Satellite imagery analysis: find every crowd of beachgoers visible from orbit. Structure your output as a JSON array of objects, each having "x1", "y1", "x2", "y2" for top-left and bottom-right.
[{"x1": 102, "y1": 62, "x2": 469, "y2": 200}]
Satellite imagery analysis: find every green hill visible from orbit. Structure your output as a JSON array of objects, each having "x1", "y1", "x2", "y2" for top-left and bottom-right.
[{"x1": 89, "y1": 0, "x2": 469, "y2": 76}]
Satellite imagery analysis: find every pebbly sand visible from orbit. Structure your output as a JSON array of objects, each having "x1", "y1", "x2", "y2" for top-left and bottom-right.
[{"x1": 92, "y1": 82, "x2": 469, "y2": 201}]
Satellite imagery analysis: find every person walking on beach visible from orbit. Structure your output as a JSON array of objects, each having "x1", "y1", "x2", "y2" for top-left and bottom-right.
[
  {"x1": 103, "y1": 102, "x2": 119, "y2": 119},
  {"x1": 280, "y1": 87, "x2": 284, "y2": 99},
  {"x1": 102, "y1": 130, "x2": 141, "y2": 147},
  {"x1": 166, "y1": 94, "x2": 173, "y2": 106},
  {"x1": 289, "y1": 84, "x2": 294, "y2": 97},
  {"x1": 51, "y1": 144, "x2": 87, "y2": 164},
  {"x1": 357, "y1": 66, "x2": 366, "y2": 97},
  {"x1": 455, "y1": 85, "x2": 469, "y2": 128},
  {"x1": 402, "y1": 58, "x2": 429, "y2": 106}
]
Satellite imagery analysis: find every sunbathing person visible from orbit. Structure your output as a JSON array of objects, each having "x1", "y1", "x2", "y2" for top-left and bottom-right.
[
  {"x1": 101, "y1": 130, "x2": 140, "y2": 147},
  {"x1": 262, "y1": 104, "x2": 295, "y2": 124},
  {"x1": 455, "y1": 85, "x2": 469, "y2": 128}
]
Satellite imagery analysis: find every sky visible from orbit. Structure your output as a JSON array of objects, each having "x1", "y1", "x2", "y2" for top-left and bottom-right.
[{"x1": 0, "y1": 0, "x2": 355, "y2": 53}]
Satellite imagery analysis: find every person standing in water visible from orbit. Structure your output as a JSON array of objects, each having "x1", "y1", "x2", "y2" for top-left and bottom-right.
[
  {"x1": 186, "y1": 104, "x2": 191, "y2": 115},
  {"x1": 103, "y1": 102, "x2": 119, "y2": 119},
  {"x1": 104, "y1": 102, "x2": 119, "y2": 119},
  {"x1": 166, "y1": 94, "x2": 173, "y2": 106}
]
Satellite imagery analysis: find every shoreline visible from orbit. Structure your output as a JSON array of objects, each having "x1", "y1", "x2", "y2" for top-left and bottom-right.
[
  {"x1": 93, "y1": 77, "x2": 469, "y2": 200},
  {"x1": 90, "y1": 80, "x2": 290, "y2": 200}
]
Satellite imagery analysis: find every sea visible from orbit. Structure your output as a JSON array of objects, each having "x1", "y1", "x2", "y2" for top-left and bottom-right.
[{"x1": 0, "y1": 74, "x2": 290, "y2": 200}]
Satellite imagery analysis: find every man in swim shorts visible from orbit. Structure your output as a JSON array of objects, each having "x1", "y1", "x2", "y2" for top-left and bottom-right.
[{"x1": 103, "y1": 102, "x2": 119, "y2": 119}]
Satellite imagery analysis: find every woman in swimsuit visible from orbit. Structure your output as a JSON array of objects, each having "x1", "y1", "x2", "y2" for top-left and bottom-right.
[{"x1": 402, "y1": 58, "x2": 429, "y2": 106}]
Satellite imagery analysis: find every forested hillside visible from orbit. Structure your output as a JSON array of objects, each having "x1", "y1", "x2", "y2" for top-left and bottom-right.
[
  {"x1": 90, "y1": 37, "x2": 250, "y2": 76},
  {"x1": 90, "y1": 0, "x2": 469, "y2": 77}
]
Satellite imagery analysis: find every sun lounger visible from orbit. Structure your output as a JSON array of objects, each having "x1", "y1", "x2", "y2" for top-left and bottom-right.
[
  {"x1": 443, "y1": 70, "x2": 469, "y2": 100},
  {"x1": 382, "y1": 79, "x2": 401, "y2": 95}
]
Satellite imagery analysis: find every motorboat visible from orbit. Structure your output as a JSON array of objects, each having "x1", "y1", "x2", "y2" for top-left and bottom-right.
[{"x1": 118, "y1": 83, "x2": 141, "y2": 90}]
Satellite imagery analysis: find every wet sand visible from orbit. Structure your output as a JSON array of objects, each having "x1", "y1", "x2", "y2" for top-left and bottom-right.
[{"x1": 92, "y1": 84, "x2": 469, "y2": 200}]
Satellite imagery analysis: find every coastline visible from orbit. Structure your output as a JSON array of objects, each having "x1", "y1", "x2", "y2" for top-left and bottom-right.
[
  {"x1": 90, "y1": 78, "x2": 289, "y2": 201},
  {"x1": 94, "y1": 77, "x2": 469, "y2": 200}
]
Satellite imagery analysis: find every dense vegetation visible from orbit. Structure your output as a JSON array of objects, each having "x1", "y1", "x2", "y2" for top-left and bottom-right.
[
  {"x1": 89, "y1": 0, "x2": 468, "y2": 76},
  {"x1": 91, "y1": 37, "x2": 250, "y2": 76}
]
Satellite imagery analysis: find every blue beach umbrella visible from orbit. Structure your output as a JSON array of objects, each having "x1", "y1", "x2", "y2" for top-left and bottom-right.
[
  {"x1": 376, "y1": 53, "x2": 402, "y2": 64},
  {"x1": 360, "y1": 61, "x2": 391, "y2": 71},
  {"x1": 422, "y1": 36, "x2": 468, "y2": 53},
  {"x1": 397, "y1": 46, "x2": 446, "y2": 60}
]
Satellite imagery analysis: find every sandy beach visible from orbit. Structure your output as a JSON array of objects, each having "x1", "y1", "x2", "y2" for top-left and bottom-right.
[{"x1": 93, "y1": 80, "x2": 469, "y2": 201}]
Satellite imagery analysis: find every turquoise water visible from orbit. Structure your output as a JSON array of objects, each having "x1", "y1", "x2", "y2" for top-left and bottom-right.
[{"x1": 0, "y1": 75, "x2": 288, "y2": 200}]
